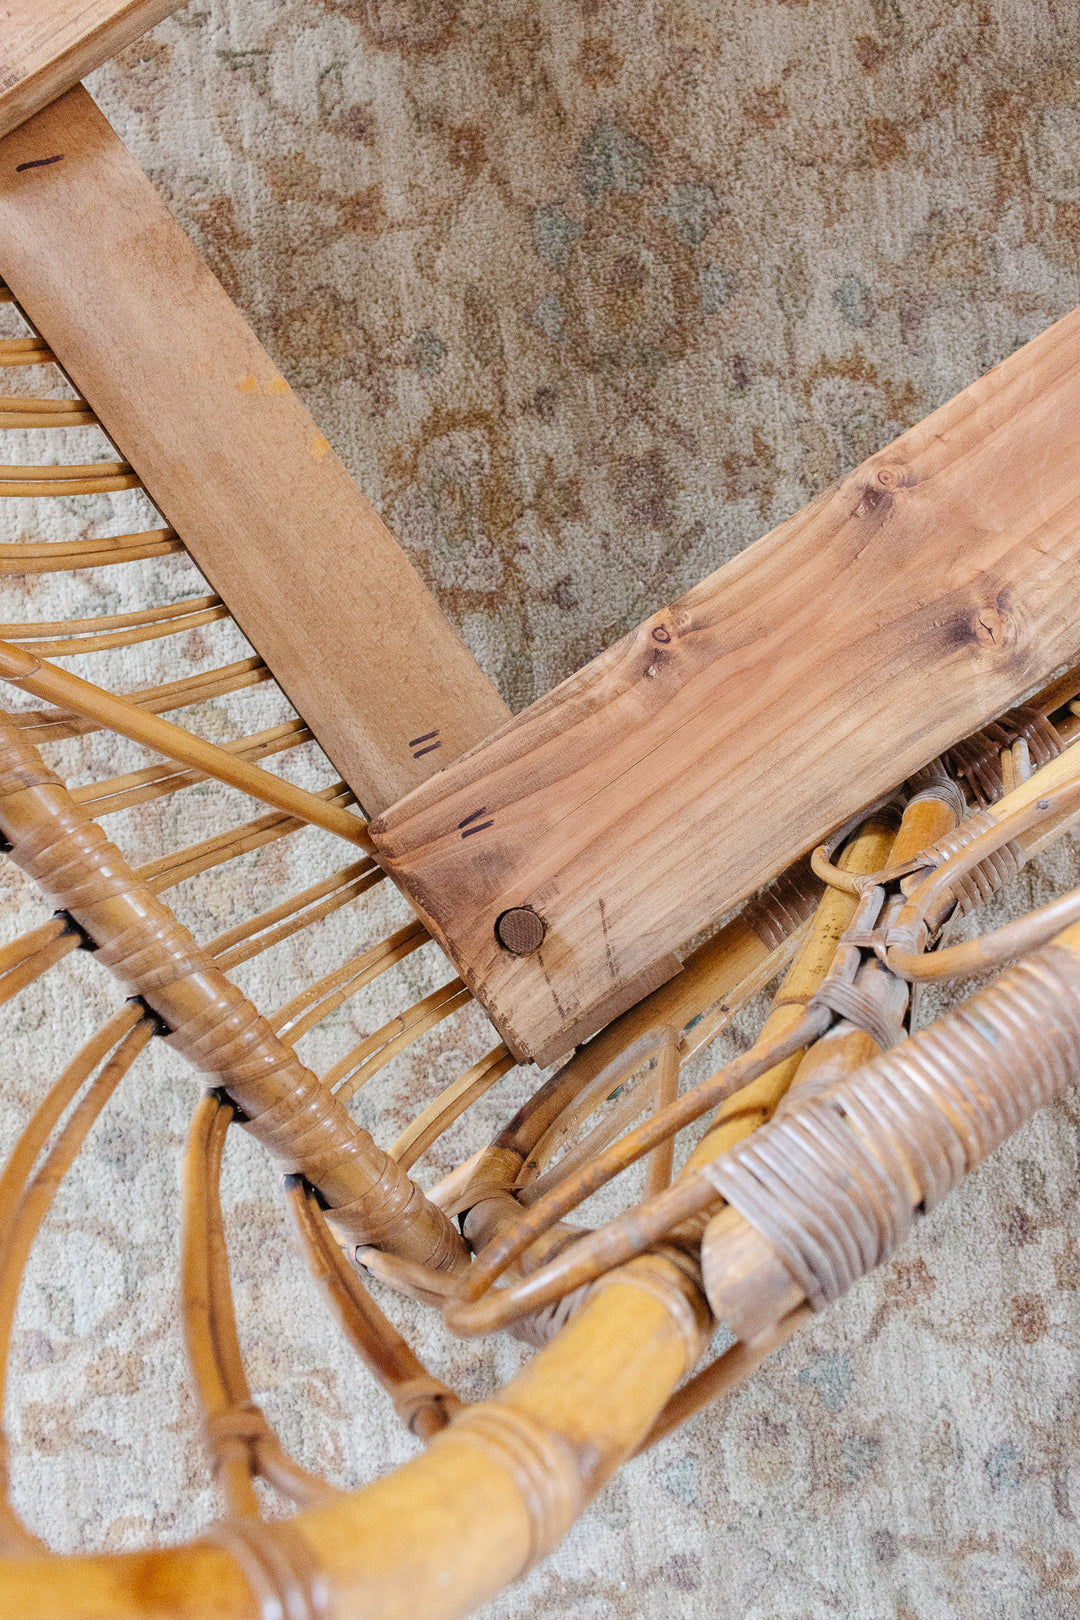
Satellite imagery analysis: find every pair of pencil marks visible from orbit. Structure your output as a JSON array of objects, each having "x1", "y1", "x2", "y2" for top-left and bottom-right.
[
  {"x1": 404, "y1": 730, "x2": 493, "y2": 838},
  {"x1": 459, "y1": 807, "x2": 493, "y2": 838},
  {"x1": 409, "y1": 729, "x2": 441, "y2": 760}
]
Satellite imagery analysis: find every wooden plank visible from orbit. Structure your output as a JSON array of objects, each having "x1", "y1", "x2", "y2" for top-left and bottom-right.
[
  {"x1": 372, "y1": 303, "x2": 1080, "y2": 1064},
  {"x1": 0, "y1": 0, "x2": 182, "y2": 140},
  {"x1": 0, "y1": 88, "x2": 510, "y2": 815}
]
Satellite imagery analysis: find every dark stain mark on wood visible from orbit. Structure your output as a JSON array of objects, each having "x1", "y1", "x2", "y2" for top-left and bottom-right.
[
  {"x1": 16, "y1": 154, "x2": 64, "y2": 172},
  {"x1": 853, "y1": 482, "x2": 892, "y2": 518},
  {"x1": 458, "y1": 807, "x2": 489, "y2": 828},
  {"x1": 599, "y1": 896, "x2": 617, "y2": 981}
]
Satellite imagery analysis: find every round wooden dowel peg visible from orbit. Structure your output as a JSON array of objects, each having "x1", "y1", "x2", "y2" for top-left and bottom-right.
[{"x1": 495, "y1": 907, "x2": 546, "y2": 955}]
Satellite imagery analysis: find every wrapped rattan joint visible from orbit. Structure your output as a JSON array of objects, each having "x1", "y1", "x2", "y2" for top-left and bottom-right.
[
  {"x1": 0, "y1": 712, "x2": 467, "y2": 1273},
  {"x1": 701, "y1": 924, "x2": 1080, "y2": 1342}
]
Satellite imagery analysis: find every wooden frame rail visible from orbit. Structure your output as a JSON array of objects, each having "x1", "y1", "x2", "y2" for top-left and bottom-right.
[
  {"x1": 0, "y1": 87, "x2": 510, "y2": 817},
  {"x1": 0, "y1": 2, "x2": 183, "y2": 142},
  {"x1": 372, "y1": 304, "x2": 1080, "y2": 1062}
]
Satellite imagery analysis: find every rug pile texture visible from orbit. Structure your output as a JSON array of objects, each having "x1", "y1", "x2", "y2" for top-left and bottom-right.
[{"x1": 2, "y1": 1, "x2": 1080, "y2": 1614}]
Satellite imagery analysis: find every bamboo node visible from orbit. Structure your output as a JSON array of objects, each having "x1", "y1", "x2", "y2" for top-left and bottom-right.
[
  {"x1": 443, "y1": 1405, "x2": 582, "y2": 1569},
  {"x1": 206, "y1": 1517, "x2": 327, "y2": 1620}
]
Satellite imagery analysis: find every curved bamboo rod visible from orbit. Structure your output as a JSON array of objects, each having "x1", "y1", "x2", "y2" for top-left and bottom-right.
[
  {"x1": 0, "y1": 593, "x2": 227, "y2": 655},
  {"x1": 182, "y1": 1095, "x2": 344, "y2": 1517},
  {"x1": 284, "y1": 1176, "x2": 463, "y2": 1442},
  {"x1": 0, "y1": 1252, "x2": 709, "y2": 1620},
  {"x1": 0, "y1": 528, "x2": 183, "y2": 574},
  {"x1": 0, "y1": 1008, "x2": 154, "y2": 1553}
]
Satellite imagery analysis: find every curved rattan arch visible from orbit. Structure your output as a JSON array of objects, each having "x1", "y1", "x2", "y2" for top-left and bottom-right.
[{"x1": 1, "y1": 37, "x2": 1080, "y2": 1620}]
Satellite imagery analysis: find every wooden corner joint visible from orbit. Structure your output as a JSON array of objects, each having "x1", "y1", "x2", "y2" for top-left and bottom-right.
[{"x1": 372, "y1": 298, "x2": 1080, "y2": 1065}]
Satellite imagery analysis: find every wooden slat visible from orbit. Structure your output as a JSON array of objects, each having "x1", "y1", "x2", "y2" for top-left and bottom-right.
[
  {"x1": 372, "y1": 303, "x2": 1080, "y2": 1064},
  {"x1": 0, "y1": 1, "x2": 182, "y2": 140},
  {"x1": 0, "y1": 87, "x2": 510, "y2": 815}
]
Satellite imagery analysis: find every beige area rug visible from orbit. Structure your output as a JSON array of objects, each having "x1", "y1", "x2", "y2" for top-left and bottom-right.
[{"x1": 2, "y1": 0, "x2": 1080, "y2": 1614}]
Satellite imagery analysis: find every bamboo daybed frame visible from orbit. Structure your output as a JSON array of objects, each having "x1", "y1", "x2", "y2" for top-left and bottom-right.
[{"x1": 2, "y1": 6, "x2": 1080, "y2": 1617}]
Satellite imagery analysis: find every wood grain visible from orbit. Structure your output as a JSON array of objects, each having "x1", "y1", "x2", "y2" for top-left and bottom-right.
[
  {"x1": 0, "y1": 0, "x2": 182, "y2": 140},
  {"x1": 0, "y1": 88, "x2": 510, "y2": 815},
  {"x1": 372, "y1": 302, "x2": 1080, "y2": 1063}
]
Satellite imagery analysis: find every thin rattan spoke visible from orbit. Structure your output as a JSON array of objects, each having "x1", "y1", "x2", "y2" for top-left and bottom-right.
[
  {"x1": 269, "y1": 922, "x2": 429, "y2": 1045},
  {"x1": 16, "y1": 655, "x2": 271, "y2": 740},
  {"x1": 0, "y1": 338, "x2": 54, "y2": 367},
  {"x1": 329, "y1": 981, "x2": 472, "y2": 1103},
  {"x1": 72, "y1": 719, "x2": 314, "y2": 817},
  {"x1": 0, "y1": 593, "x2": 227, "y2": 656},
  {"x1": 0, "y1": 460, "x2": 140, "y2": 497},
  {"x1": 390, "y1": 1045, "x2": 515, "y2": 1172},
  {"x1": 0, "y1": 530, "x2": 183, "y2": 575},
  {"x1": 139, "y1": 784, "x2": 355, "y2": 892},
  {"x1": 0, "y1": 395, "x2": 96, "y2": 429},
  {"x1": 209, "y1": 862, "x2": 381, "y2": 972},
  {"x1": 0, "y1": 930, "x2": 80, "y2": 1009}
]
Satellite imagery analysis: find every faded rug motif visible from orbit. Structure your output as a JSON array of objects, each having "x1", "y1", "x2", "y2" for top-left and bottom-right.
[{"x1": 1, "y1": 1, "x2": 1079, "y2": 1616}]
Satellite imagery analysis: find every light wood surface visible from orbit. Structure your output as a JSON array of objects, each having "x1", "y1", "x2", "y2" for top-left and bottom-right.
[
  {"x1": 0, "y1": 1, "x2": 182, "y2": 141},
  {"x1": 0, "y1": 87, "x2": 510, "y2": 816},
  {"x1": 372, "y1": 303, "x2": 1080, "y2": 1062}
]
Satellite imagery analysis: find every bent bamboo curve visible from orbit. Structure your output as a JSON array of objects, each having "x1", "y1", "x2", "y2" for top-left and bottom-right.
[{"x1": 0, "y1": 1259, "x2": 707, "y2": 1620}]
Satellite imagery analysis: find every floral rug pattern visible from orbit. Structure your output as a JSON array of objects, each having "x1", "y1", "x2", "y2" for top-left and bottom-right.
[{"x1": 1, "y1": 1, "x2": 1080, "y2": 1614}]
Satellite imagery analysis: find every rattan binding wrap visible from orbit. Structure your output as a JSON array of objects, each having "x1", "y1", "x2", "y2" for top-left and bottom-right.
[{"x1": 1, "y1": 210, "x2": 1080, "y2": 1618}]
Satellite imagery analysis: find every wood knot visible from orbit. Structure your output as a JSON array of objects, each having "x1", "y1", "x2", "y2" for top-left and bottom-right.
[
  {"x1": 495, "y1": 907, "x2": 546, "y2": 955},
  {"x1": 972, "y1": 600, "x2": 1014, "y2": 650}
]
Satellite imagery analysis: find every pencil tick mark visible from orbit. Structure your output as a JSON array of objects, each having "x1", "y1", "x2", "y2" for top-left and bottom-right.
[
  {"x1": 16, "y1": 154, "x2": 64, "y2": 172},
  {"x1": 458, "y1": 807, "x2": 489, "y2": 828},
  {"x1": 461, "y1": 820, "x2": 494, "y2": 838},
  {"x1": 409, "y1": 728, "x2": 442, "y2": 760}
]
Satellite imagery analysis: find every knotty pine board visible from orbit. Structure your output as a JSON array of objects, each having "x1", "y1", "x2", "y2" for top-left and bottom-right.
[
  {"x1": 0, "y1": 1, "x2": 181, "y2": 140},
  {"x1": 372, "y1": 303, "x2": 1080, "y2": 1064},
  {"x1": 0, "y1": 88, "x2": 510, "y2": 815}
]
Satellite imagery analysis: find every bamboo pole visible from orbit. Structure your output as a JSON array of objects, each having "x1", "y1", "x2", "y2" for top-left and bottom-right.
[{"x1": 0, "y1": 639, "x2": 372, "y2": 848}]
